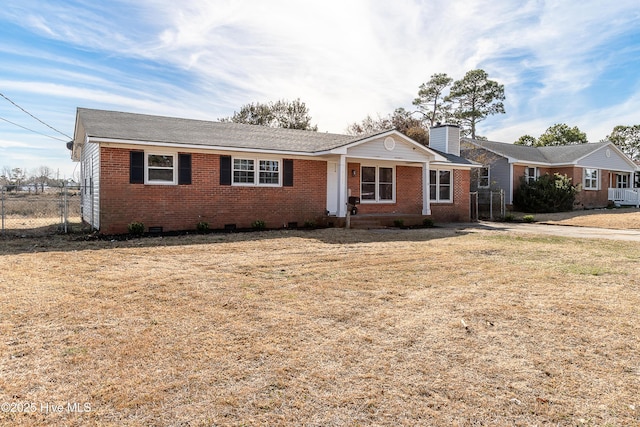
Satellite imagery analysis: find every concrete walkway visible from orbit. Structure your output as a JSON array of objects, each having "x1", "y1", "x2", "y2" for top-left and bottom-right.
[{"x1": 456, "y1": 221, "x2": 640, "y2": 242}]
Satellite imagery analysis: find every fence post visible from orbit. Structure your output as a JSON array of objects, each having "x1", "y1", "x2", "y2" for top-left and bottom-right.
[
  {"x1": 489, "y1": 191, "x2": 494, "y2": 220},
  {"x1": 64, "y1": 183, "x2": 69, "y2": 233},
  {"x1": 1, "y1": 186, "x2": 4, "y2": 236}
]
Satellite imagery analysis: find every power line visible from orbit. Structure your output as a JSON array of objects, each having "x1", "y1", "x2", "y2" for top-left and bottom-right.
[
  {"x1": 0, "y1": 115, "x2": 69, "y2": 143},
  {"x1": 0, "y1": 92, "x2": 72, "y2": 140}
]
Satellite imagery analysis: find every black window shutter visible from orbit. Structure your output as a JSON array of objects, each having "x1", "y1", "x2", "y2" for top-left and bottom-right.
[
  {"x1": 220, "y1": 155, "x2": 232, "y2": 185},
  {"x1": 178, "y1": 153, "x2": 192, "y2": 185},
  {"x1": 130, "y1": 151, "x2": 144, "y2": 184},
  {"x1": 283, "y1": 159, "x2": 294, "y2": 187}
]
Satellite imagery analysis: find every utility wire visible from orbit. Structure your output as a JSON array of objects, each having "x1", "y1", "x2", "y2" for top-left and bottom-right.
[
  {"x1": 0, "y1": 91, "x2": 72, "y2": 140},
  {"x1": 0, "y1": 115, "x2": 70, "y2": 143}
]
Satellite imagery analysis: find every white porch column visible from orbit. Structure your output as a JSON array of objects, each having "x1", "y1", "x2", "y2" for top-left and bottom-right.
[
  {"x1": 337, "y1": 155, "x2": 347, "y2": 217},
  {"x1": 422, "y1": 162, "x2": 431, "y2": 215}
]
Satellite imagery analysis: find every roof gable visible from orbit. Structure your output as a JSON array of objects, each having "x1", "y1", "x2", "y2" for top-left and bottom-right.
[{"x1": 463, "y1": 138, "x2": 636, "y2": 169}]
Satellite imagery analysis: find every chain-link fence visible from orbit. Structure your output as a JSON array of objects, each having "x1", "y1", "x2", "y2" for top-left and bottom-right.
[
  {"x1": 470, "y1": 189, "x2": 506, "y2": 221},
  {"x1": 1, "y1": 185, "x2": 82, "y2": 236}
]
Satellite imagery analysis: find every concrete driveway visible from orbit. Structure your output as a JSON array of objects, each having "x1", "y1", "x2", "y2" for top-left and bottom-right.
[{"x1": 458, "y1": 221, "x2": 640, "y2": 242}]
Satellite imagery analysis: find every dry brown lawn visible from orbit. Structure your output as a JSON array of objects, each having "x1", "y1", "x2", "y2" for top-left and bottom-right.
[
  {"x1": 1, "y1": 226, "x2": 639, "y2": 426},
  {"x1": 513, "y1": 208, "x2": 640, "y2": 230}
]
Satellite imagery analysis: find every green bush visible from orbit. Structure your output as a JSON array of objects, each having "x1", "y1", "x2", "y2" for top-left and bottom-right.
[
  {"x1": 513, "y1": 173, "x2": 578, "y2": 213},
  {"x1": 303, "y1": 220, "x2": 317, "y2": 229},
  {"x1": 422, "y1": 218, "x2": 434, "y2": 228},
  {"x1": 393, "y1": 219, "x2": 404, "y2": 228},
  {"x1": 501, "y1": 213, "x2": 515, "y2": 222},
  {"x1": 522, "y1": 214, "x2": 535, "y2": 223},
  {"x1": 196, "y1": 221, "x2": 209, "y2": 233},
  {"x1": 127, "y1": 221, "x2": 145, "y2": 236},
  {"x1": 251, "y1": 220, "x2": 266, "y2": 230}
]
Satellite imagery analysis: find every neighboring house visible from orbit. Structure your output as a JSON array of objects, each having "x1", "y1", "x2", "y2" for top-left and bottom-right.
[
  {"x1": 70, "y1": 109, "x2": 475, "y2": 234},
  {"x1": 461, "y1": 138, "x2": 640, "y2": 209}
]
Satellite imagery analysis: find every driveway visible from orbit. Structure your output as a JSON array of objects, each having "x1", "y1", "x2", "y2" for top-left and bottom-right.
[{"x1": 457, "y1": 221, "x2": 640, "y2": 242}]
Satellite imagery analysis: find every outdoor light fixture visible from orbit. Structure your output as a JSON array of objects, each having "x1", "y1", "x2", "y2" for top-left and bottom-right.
[{"x1": 352, "y1": 169, "x2": 356, "y2": 177}]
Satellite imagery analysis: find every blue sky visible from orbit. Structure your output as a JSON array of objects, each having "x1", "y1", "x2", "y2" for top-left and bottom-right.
[{"x1": 1, "y1": 0, "x2": 640, "y2": 180}]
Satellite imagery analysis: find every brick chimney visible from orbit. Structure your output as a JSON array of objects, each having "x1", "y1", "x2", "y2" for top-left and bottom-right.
[{"x1": 429, "y1": 124, "x2": 460, "y2": 156}]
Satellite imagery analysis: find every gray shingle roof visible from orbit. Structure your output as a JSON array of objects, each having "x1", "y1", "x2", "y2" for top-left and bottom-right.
[
  {"x1": 76, "y1": 108, "x2": 364, "y2": 153},
  {"x1": 463, "y1": 138, "x2": 610, "y2": 164}
]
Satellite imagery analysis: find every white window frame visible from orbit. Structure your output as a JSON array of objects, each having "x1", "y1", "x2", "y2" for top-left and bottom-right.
[
  {"x1": 478, "y1": 166, "x2": 490, "y2": 189},
  {"x1": 584, "y1": 168, "x2": 599, "y2": 190},
  {"x1": 429, "y1": 169, "x2": 453, "y2": 203},
  {"x1": 232, "y1": 157, "x2": 281, "y2": 187},
  {"x1": 525, "y1": 166, "x2": 537, "y2": 184},
  {"x1": 146, "y1": 152, "x2": 177, "y2": 185},
  {"x1": 616, "y1": 174, "x2": 629, "y2": 189},
  {"x1": 360, "y1": 165, "x2": 395, "y2": 203}
]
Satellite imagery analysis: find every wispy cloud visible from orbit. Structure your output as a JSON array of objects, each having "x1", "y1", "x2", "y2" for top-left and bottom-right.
[{"x1": 1, "y1": 0, "x2": 639, "y2": 175}]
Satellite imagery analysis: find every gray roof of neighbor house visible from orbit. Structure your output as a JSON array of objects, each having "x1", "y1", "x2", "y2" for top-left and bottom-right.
[
  {"x1": 75, "y1": 108, "x2": 367, "y2": 153},
  {"x1": 463, "y1": 138, "x2": 612, "y2": 164}
]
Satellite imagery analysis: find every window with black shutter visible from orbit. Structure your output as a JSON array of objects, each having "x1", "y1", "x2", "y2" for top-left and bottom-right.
[
  {"x1": 220, "y1": 155, "x2": 232, "y2": 185},
  {"x1": 283, "y1": 159, "x2": 294, "y2": 187},
  {"x1": 130, "y1": 151, "x2": 144, "y2": 184},
  {"x1": 178, "y1": 153, "x2": 192, "y2": 185}
]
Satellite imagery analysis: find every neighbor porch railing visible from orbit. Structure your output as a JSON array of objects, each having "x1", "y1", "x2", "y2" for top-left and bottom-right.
[{"x1": 608, "y1": 187, "x2": 640, "y2": 207}]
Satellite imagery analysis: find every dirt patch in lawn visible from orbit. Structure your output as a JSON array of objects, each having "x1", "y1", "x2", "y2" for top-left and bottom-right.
[{"x1": 1, "y1": 228, "x2": 639, "y2": 426}]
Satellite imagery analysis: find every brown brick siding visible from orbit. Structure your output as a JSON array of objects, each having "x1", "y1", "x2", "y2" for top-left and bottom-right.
[
  {"x1": 513, "y1": 165, "x2": 610, "y2": 209},
  {"x1": 430, "y1": 169, "x2": 471, "y2": 222},
  {"x1": 99, "y1": 147, "x2": 327, "y2": 234},
  {"x1": 348, "y1": 162, "x2": 470, "y2": 221}
]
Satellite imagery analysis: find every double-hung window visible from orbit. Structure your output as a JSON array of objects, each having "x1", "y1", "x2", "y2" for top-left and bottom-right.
[
  {"x1": 478, "y1": 166, "x2": 490, "y2": 188},
  {"x1": 361, "y1": 166, "x2": 394, "y2": 202},
  {"x1": 616, "y1": 174, "x2": 629, "y2": 189},
  {"x1": 430, "y1": 170, "x2": 452, "y2": 202},
  {"x1": 525, "y1": 167, "x2": 537, "y2": 184},
  {"x1": 233, "y1": 158, "x2": 280, "y2": 186},
  {"x1": 584, "y1": 168, "x2": 598, "y2": 190},
  {"x1": 147, "y1": 153, "x2": 176, "y2": 184}
]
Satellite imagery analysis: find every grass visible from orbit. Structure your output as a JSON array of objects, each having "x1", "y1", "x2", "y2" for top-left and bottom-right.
[
  {"x1": 511, "y1": 208, "x2": 640, "y2": 229},
  {"x1": 0, "y1": 227, "x2": 639, "y2": 426}
]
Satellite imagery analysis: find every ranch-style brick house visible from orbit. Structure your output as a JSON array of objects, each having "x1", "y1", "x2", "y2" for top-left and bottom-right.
[
  {"x1": 461, "y1": 138, "x2": 640, "y2": 209},
  {"x1": 70, "y1": 108, "x2": 476, "y2": 234}
]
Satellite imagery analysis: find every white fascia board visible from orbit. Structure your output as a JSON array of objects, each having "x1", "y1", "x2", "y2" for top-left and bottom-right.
[
  {"x1": 89, "y1": 137, "x2": 316, "y2": 158},
  {"x1": 430, "y1": 161, "x2": 479, "y2": 169},
  {"x1": 510, "y1": 160, "x2": 550, "y2": 167}
]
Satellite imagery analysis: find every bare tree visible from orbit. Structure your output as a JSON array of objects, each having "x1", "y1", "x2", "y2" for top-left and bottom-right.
[{"x1": 33, "y1": 165, "x2": 53, "y2": 193}]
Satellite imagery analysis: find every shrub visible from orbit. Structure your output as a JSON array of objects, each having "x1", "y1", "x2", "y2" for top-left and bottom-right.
[
  {"x1": 522, "y1": 214, "x2": 535, "y2": 223},
  {"x1": 196, "y1": 221, "x2": 209, "y2": 233},
  {"x1": 501, "y1": 213, "x2": 515, "y2": 222},
  {"x1": 422, "y1": 218, "x2": 434, "y2": 228},
  {"x1": 303, "y1": 220, "x2": 316, "y2": 229},
  {"x1": 251, "y1": 220, "x2": 266, "y2": 230},
  {"x1": 127, "y1": 221, "x2": 145, "y2": 236},
  {"x1": 513, "y1": 173, "x2": 578, "y2": 213},
  {"x1": 393, "y1": 219, "x2": 404, "y2": 228}
]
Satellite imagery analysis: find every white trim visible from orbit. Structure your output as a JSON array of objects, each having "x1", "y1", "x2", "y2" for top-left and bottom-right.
[
  {"x1": 90, "y1": 137, "x2": 316, "y2": 157},
  {"x1": 360, "y1": 164, "x2": 396, "y2": 203},
  {"x1": 145, "y1": 152, "x2": 177, "y2": 185},
  {"x1": 429, "y1": 168, "x2": 453, "y2": 203},
  {"x1": 231, "y1": 157, "x2": 282, "y2": 187},
  {"x1": 583, "y1": 168, "x2": 599, "y2": 190},
  {"x1": 509, "y1": 164, "x2": 514, "y2": 204},
  {"x1": 422, "y1": 162, "x2": 431, "y2": 215},
  {"x1": 337, "y1": 155, "x2": 347, "y2": 217},
  {"x1": 478, "y1": 166, "x2": 490, "y2": 189}
]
